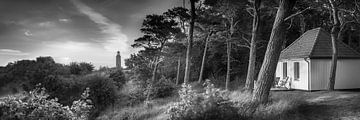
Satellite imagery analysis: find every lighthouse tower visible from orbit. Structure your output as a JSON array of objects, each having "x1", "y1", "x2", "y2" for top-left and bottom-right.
[{"x1": 116, "y1": 51, "x2": 121, "y2": 69}]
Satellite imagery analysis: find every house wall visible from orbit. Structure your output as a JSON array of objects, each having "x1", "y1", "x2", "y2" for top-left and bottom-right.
[
  {"x1": 276, "y1": 59, "x2": 309, "y2": 90},
  {"x1": 310, "y1": 59, "x2": 360, "y2": 90}
]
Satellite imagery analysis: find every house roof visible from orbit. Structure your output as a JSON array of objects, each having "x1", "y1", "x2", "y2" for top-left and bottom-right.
[{"x1": 279, "y1": 27, "x2": 360, "y2": 60}]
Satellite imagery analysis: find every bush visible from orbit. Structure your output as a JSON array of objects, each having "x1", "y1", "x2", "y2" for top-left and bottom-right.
[
  {"x1": 69, "y1": 62, "x2": 94, "y2": 75},
  {"x1": 38, "y1": 74, "x2": 118, "y2": 119},
  {"x1": 121, "y1": 75, "x2": 176, "y2": 106},
  {"x1": 0, "y1": 86, "x2": 92, "y2": 120},
  {"x1": 121, "y1": 74, "x2": 148, "y2": 105},
  {"x1": 42, "y1": 75, "x2": 83, "y2": 105},
  {"x1": 167, "y1": 80, "x2": 241, "y2": 120},
  {"x1": 82, "y1": 75, "x2": 117, "y2": 119},
  {"x1": 109, "y1": 69, "x2": 126, "y2": 89},
  {"x1": 150, "y1": 76, "x2": 177, "y2": 99}
]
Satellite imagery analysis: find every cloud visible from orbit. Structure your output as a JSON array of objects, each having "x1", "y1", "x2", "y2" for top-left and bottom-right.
[
  {"x1": 32, "y1": 41, "x2": 118, "y2": 68},
  {"x1": 58, "y1": 19, "x2": 70, "y2": 23},
  {"x1": 71, "y1": 0, "x2": 130, "y2": 57},
  {"x1": 24, "y1": 30, "x2": 33, "y2": 36},
  {"x1": 0, "y1": 49, "x2": 29, "y2": 56}
]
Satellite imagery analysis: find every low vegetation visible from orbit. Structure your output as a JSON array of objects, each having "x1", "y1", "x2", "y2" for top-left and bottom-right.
[
  {"x1": 0, "y1": 86, "x2": 92, "y2": 120},
  {"x1": 95, "y1": 80, "x2": 311, "y2": 120}
]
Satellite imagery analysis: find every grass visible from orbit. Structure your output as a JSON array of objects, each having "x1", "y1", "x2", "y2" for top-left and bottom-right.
[
  {"x1": 96, "y1": 95, "x2": 177, "y2": 120},
  {"x1": 96, "y1": 82, "x2": 360, "y2": 120},
  {"x1": 270, "y1": 90, "x2": 360, "y2": 120}
]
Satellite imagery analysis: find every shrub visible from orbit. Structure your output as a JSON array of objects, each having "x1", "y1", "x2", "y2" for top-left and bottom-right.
[
  {"x1": 109, "y1": 69, "x2": 126, "y2": 89},
  {"x1": 71, "y1": 87, "x2": 93, "y2": 120},
  {"x1": 121, "y1": 75, "x2": 176, "y2": 106},
  {"x1": 82, "y1": 75, "x2": 117, "y2": 119},
  {"x1": 0, "y1": 86, "x2": 92, "y2": 120},
  {"x1": 150, "y1": 76, "x2": 176, "y2": 99},
  {"x1": 69, "y1": 62, "x2": 94, "y2": 75},
  {"x1": 167, "y1": 80, "x2": 241, "y2": 120},
  {"x1": 121, "y1": 74, "x2": 147, "y2": 105},
  {"x1": 41, "y1": 75, "x2": 83, "y2": 105}
]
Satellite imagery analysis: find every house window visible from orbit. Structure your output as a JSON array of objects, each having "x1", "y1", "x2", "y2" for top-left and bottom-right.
[
  {"x1": 294, "y1": 62, "x2": 300, "y2": 80},
  {"x1": 283, "y1": 62, "x2": 287, "y2": 78}
]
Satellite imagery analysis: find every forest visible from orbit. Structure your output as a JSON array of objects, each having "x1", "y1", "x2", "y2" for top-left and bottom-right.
[{"x1": 1, "y1": 0, "x2": 360, "y2": 120}]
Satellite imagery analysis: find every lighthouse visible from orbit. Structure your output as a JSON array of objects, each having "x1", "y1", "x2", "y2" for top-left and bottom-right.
[{"x1": 116, "y1": 51, "x2": 121, "y2": 69}]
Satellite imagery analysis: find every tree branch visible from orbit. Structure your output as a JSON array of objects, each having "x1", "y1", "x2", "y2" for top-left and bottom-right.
[
  {"x1": 235, "y1": 44, "x2": 250, "y2": 49},
  {"x1": 234, "y1": 20, "x2": 241, "y2": 28},
  {"x1": 241, "y1": 35, "x2": 251, "y2": 45},
  {"x1": 246, "y1": 7, "x2": 254, "y2": 17},
  {"x1": 284, "y1": 7, "x2": 311, "y2": 21}
]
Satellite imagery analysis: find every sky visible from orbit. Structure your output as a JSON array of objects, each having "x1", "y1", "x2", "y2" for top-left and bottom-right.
[{"x1": 0, "y1": 0, "x2": 185, "y2": 68}]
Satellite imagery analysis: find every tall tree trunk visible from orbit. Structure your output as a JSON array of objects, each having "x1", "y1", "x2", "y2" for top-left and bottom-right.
[
  {"x1": 328, "y1": 0, "x2": 340, "y2": 91},
  {"x1": 184, "y1": 0, "x2": 196, "y2": 84},
  {"x1": 176, "y1": 56, "x2": 181, "y2": 85},
  {"x1": 146, "y1": 58, "x2": 160, "y2": 101},
  {"x1": 252, "y1": 0, "x2": 296, "y2": 103},
  {"x1": 226, "y1": 40, "x2": 231, "y2": 90},
  {"x1": 245, "y1": 0, "x2": 261, "y2": 92},
  {"x1": 226, "y1": 18, "x2": 235, "y2": 90},
  {"x1": 198, "y1": 32, "x2": 213, "y2": 83}
]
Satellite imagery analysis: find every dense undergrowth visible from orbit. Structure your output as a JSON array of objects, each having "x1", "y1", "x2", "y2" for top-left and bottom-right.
[
  {"x1": 0, "y1": 76, "x2": 312, "y2": 120},
  {"x1": 96, "y1": 80, "x2": 308, "y2": 120},
  {"x1": 0, "y1": 86, "x2": 92, "y2": 120}
]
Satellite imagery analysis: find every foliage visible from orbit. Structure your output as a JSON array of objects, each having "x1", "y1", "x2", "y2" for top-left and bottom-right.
[
  {"x1": 121, "y1": 75, "x2": 177, "y2": 106},
  {"x1": 69, "y1": 62, "x2": 94, "y2": 75},
  {"x1": 125, "y1": 53, "x2": 153, "y2": 80},
  {"x1": 121, "y1": 74, "x2": 148, "y2": 105},
  {"x1": 41, "y1": 75, "x2": 83, "y2": 105},
  {"x1": 0, "y1": 86, "x2": 92, "y2": 120},
  {"x1": 70, "y1": 87, "x2": 93, "y2": 120},
  {"x1": 82, "y1": 75, "x2": 117, "y2": 119},
  {"x1": 0, "y1": 56, "x2": 70, "y2": 92},
  {"x1": 167, "y1": 80, "x2": 240, "y2": 120},
  {"x1": 109, "y1": 69, "x2": 127, "y2": 89},
  {"x1": 148, "y1": 76, "x2": 177, "y2": 99}
]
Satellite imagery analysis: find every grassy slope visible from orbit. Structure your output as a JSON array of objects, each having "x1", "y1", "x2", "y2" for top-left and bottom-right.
[
  {"x1": 271, "y1": 90, "x2": 360, "y2": 120},
  {"x1": 98, "y1": 85, "x2": 360, "y2": 120}
]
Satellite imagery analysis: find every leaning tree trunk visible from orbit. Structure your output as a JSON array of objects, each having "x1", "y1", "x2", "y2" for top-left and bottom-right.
[
  {"x1": 146, "y1": 58, "x2": 160, "y2": 101},
  {"x1": 226, "y1": 40, "x2": 231, "y2": 90},
  {"x1": 183, "y1": 0, "x2": 196, "y2": 84},
  {"x1": 328, "y1": 0, "x2": 340, "y2": 91},
  {"x1": 226, "y1": 19, "x2": 235, "y2": 90},
  {"x1": 245, "y1": 0, "x2": 261, "y2": 92},
  {"x1": 198, "y1": 32, "x2": 213, "y2": 83},
  {"x1": 176, "y1": 56, "x2": 181, "y2": 85},
  {"x1": 252, "y1": 0, "x2": 297, "y2": 103}
]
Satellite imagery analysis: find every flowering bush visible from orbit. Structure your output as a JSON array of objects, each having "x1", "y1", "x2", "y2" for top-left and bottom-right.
[
  {"x1": 167, "y1": 80, "x2": 241, "y2": 120},
  {"x1": 70, "y1": 87, "x2": 93, "y2": 120},
  {"x1": 0, "y1": 86, "x2": 92, "y2": 120}
]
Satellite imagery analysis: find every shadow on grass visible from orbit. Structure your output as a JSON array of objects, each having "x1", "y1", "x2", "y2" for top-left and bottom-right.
[{"x1": 297, "y1": 103, "x2": 337, "y2": 120}]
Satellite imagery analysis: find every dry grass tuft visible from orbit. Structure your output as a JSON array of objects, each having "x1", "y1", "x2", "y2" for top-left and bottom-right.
[{"x1": 96, "y1": 96, "x2": 176, "y2": 120}]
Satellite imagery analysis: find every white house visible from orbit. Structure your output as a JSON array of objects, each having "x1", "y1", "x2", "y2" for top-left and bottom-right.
[{"x1": 275, "y1": 27, "x2": 360, "y2": 91}]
